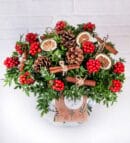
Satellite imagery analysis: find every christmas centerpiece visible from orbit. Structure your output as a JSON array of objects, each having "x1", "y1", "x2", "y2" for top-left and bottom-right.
[{"x1": 3, "y1": 21, "x2": 125, "y2": 123}]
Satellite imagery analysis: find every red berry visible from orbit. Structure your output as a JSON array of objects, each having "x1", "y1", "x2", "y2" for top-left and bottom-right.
[
  {"x1": 15, "y1": 44, "x2": 23, "y2": 55},
  {"x1": 4, "y1": 57, "x2": 19, "y2": 69},
  {"x1": 83, "y1": 22, "x2": 95, "y2": 32},
  {"x1": 25, "y1": 33, "x2": 38, "y2": 44},
  {"x1": 82, "y1": 41, "x2": 95, "y2": 54},
  {"x1": 113, "y1": 62, "x2": 125, "y2": 74},
  {"x1": 19, "y1": 72, "x2": 35, "y2": 85},
  {"x1": 52, "y1": 80, "x2": 64, "y2": 91},
  {"x1": 55, "y1": 21, "x2": 67, "y2": 31},
  {"x1": 109, "y1": 80, "x2": 122, "y2": 92},
  {"x1": 86, "y1": 59, "x2": 101, "y2": 73},
  {"x1": 29, "y1": 42, "x2": 41, "y2": 56}
]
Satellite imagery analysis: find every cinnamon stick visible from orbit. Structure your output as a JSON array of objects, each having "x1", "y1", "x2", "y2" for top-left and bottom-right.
[
  {"x1": 49, "y1": 65, "x2": 80, "y2": 74},
  {"x1": 49, "y1": 65, "x2": 78, "y2": 71},
  {"x1": 95, "y1": 36, "x2": 118, "y2": 55},
  {"x1": 66, "y1": 76, "x2": 96, "y2": 87},
  {"x1": 49, "y1": 66, "x2": 62, "y2": 71},
  {"x1": 19, "y1": 52, "x2": 28, "y2": 72},
  {"x1": 95, "y1": 36, "x2": 104, "y2": 43},
  {"x1": 105, "y1": 43, "x2": 118, "y2": 55}
]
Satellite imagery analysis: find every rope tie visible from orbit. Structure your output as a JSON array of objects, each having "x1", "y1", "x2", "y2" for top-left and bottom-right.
[
  {"x1": 76, "y1": 76, "x2": 86, "y2": 87},
  {"x1": 96, "y1": 35, "x2": 109, "y2": 55},
  {"x1": 59, "y1": 61, "x2": 68, "y2": 76}
]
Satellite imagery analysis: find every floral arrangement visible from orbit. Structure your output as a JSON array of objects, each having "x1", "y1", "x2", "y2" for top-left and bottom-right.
[{"x1": 3, "y1": 21, "x2": 125, "y2": 119}]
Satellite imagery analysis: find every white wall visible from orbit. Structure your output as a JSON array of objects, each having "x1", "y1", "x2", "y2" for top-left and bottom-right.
[{"x1": 0, "y1": 0, "x2": 130, "y2": 143}]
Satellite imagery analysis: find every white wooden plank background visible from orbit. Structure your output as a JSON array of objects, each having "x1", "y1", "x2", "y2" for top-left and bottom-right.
[{"x1": 0, "y1": 0, "x2": 130, "y2": 143}]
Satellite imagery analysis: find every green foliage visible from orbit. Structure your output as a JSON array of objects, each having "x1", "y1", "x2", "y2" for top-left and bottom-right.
[
  {"x1": 76, "y1": 24, "x2": 84, "y2": 35},
  {"x1": 63, "y1": 85, "x2": 87, "y2": 99},
  {"x1": 36, "y1": 89, "x2": 58, "y2": 116},
  {"x1": 40, "y1": 67, "x2": 55, "y2": 81},
  {"x1": 4, "y1": 68, "x2": 19, "y2": 86},
  {"x1": 68, "y1": 66, "x2": 87, "y2": 77},
  {"x1": 3, "y1": 21, "x2": 126, "y2": 116}
]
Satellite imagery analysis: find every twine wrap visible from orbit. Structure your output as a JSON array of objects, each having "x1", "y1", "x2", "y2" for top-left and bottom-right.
[
  {"x1": 59, "y1": 61, "x2": 68, "y2": 76},
  {"x1": 76, "y1": 76, "x2": 86, "y2": 87},
  {"x1": 96, "y1": 35, "x2": 109, "y2": 55}
]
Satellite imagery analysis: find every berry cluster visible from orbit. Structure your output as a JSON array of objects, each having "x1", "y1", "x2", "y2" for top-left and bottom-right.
[
  {"x1": 83, "y1": 22, "x2": 95, "y2": 32},
  {"x1": 52, "y1": 80, "x2": 64, "y2": 91},
  {"x1": 86, "y1": 59, "x2": 101, "y2": 73},
  {"x1": 82, "y1": 41, "x2": 95, "y2": 54},
  {"x1": 55, "y1": 21, "x2": 67, "y2": 31},
  {"x1": 25, "y1": 33, "x2": 38, "y2": 44},
  {"x1": 4, "y1": 57, "x2": 19, "y2": 69},
  {"x1": 29, "y1": 42, "x2": 41, "y2": 56},
  {"x1": 113, "y1": 62, "x2": 125, "y2": 74},
  {"x1": 15, "y1": 43, "x2": 23, "y2": 55},
  {"x1": 19, "y1": 72, "x2": 35, "y2": 85},
  {"x1": 109, "y1": 79, "x2": 122, "y2": 92}
]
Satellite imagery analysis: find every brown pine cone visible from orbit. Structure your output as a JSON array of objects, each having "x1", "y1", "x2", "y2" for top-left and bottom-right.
[
  {"x1": 58, "y1": 30, "x2": 77, "y2": 49},
  {"x1": 66, "y1": 47, "x2": 84, "y2": 65},
  {"x1": 34, "y1": 56, "x2": 51, "y2": 72}
]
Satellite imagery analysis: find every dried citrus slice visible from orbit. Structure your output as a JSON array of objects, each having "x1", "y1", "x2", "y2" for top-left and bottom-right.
[
  {"x1": 95, "y1": 53, "x2": 112, "y2": 70},
  {"x1": 76, "y1": 32, "x2": 96, "y2": 46},
  {"x1": 41, "y1": 39, "x2": 57, "y2": 51}
]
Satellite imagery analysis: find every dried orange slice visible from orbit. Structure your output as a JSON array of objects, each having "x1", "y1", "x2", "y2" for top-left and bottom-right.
[
  {"x1": 76, "y1": 32, "x2": 96, "y2": 46},
  {"x1": 95, "y1": 53, "x2": 112, "y2": 70},
  {"x1": 41, "y1": 39, "x2": 57, "y2": 51}
]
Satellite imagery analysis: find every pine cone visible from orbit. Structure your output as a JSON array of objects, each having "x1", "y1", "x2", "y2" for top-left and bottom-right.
[
  {"x1": 66, "y1": 47, "x2": 84, "y2": 65},
  {"x1": 58, "y1": 30, "x2": 77, "y2": 49},
  {"x1": 34, "y1": 56, "x2": 51, "y2": 72}
]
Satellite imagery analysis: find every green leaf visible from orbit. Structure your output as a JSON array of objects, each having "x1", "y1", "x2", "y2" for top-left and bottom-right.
[{"x1": 40, "y1": 67, "x2": 55, "y2": 81}]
